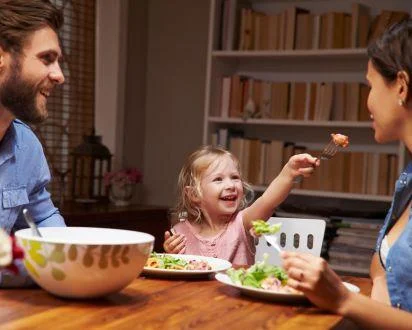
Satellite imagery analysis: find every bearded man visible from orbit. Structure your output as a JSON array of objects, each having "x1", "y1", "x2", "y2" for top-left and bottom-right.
[{"x1": 0, "y1": 0, "x2": 66, "y2": 286}]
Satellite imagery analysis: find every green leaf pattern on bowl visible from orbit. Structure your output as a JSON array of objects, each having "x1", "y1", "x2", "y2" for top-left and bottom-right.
[
  {"x1": 98, "y1": 245, "x2": 111, "y2": 269},
  {"x1": 83, "y1": 246, "x2": 98, "y2": 267},
  {"x1": 21, "y1": 239, "x2": 133, "y2": 282},
  {"x1": 111, "y1": 245, "x2": 122, "y2": 268},
  {"x1": 68, "y1": 245, "x2": 78, "y2": 261}
]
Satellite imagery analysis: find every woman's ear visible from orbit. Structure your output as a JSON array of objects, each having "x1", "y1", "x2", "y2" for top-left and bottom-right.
[
  {"x1": 184, "y1": 186, "x2": 201, "y2": 204},
  {"x1": 397, "y1": 70, "x2": 410, "y2": 104},
  {"x1": 0, "y1": 46, "x2": 7, "y2": 73}
]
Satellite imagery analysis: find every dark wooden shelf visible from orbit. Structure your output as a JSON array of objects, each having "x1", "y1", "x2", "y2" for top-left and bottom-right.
[{"x1": 60, "y1": 202, "x2": 169, "y2": 252}]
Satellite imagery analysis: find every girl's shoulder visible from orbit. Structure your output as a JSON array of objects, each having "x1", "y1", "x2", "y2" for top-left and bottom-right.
[
  {"x1": 227, "y1": 210, "x2": 244, "y2": 228},
  {"x1": 173, "y1": 219, "x2": 198, "y2": 236}
]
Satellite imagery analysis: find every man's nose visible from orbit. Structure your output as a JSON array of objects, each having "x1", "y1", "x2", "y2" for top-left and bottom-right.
[{"x1": 49, "y1": 62, "x2": 65, "y2": 84}]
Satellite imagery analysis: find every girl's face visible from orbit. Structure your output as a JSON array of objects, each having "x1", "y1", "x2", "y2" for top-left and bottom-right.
[
  {"x1": 198, "y1": 154, "x2": 244, "y2": 221},
  {"x1": 366, "y1": 60, "x2": 405, "y2": 143}
]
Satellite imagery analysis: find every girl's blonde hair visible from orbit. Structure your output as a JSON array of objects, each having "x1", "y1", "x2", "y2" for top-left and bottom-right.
[{"x1": 174, "y1": 145, "x2": 254, "y2": 224}]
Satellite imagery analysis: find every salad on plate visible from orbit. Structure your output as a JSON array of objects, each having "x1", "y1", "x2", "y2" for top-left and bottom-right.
[{"x1": 227, "y1": 254, "x2": 300, "y2": 294}]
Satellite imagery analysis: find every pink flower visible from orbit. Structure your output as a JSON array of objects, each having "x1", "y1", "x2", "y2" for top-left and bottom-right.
[{"x1": 103, "y1": 168, "x2": 143, "y2": 187}]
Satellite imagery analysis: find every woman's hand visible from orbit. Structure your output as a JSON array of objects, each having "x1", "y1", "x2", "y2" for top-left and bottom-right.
[
  {"x1": 281, "y1": 251, "x2": 351, "y2": 314},
  {"x1": 163, "y1": 231, "x2": 186, "y2": 254}
]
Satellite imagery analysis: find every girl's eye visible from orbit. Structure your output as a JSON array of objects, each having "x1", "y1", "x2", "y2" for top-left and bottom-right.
[
  {"x1": 213, "y1": 177, "x2": 222, "y2": 182},
  {"x1": 231, "y1": 175, "x2": 240, "y2": 180}
]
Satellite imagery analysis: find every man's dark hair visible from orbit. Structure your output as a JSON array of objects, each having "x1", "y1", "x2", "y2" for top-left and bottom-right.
[
  {"x1": 0, "y1": 0, "x2": 63, "y2": 54},
  {"x1": 367, "y1": 19, "x2": 412, "y2": 95}
]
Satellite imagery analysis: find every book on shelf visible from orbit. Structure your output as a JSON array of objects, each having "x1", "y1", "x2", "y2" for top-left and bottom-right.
[
  {"x1": 335, "y1": 227, "x2": 380, "y2": 239},
  {"x1": 217, "y1": 76, "x2": 371, "y2": 123},
  {"x1": 264, "y1": 140, "x2": 284, "y2": 185},
  {"x1": 295, "y1": 13, "x2": 314, "y2": 50},
  {"x1": 219, "y1": 76, "x2": 232, "y2": 117},
  {"x1": 229, "y1": 75, "x2": 243, "y2": 118},
  {"x1": 221, "y1": 3, "x2": 410, "y2": 52},
  {"x1": 270, "y1": 82, "x2": 289, "y2": 119},
  {"x1": 332, "y1": 235, "x2": 376, "y2": 249},
  {"x1": 368, "y1": 10, "x2": 410, "y2": 43},
  {"x1": 351, "y1": 3, "x2": 370, "y2": 48}
]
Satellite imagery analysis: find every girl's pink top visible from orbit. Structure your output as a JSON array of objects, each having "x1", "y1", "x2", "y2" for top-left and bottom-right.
[{"x1": 172, "y1": 211, "x2": 255, "y2": 266}]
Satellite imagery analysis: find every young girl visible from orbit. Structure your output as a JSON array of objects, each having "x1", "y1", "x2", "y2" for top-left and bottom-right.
[{"x1": 163, "y1": 145, "x2": 319, "y2": 265}]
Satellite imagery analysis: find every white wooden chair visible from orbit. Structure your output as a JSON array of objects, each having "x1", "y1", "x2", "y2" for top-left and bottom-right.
[{"x1": 255, "y1": 217, "x2": 326, "y2": 266}]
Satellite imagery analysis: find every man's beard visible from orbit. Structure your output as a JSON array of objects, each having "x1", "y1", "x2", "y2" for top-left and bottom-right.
[{"x1": 0, "y1": 59, "x2": 47, "y2": 125}]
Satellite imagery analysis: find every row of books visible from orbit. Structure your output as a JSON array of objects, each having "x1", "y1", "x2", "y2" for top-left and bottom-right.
[
  {"x1": 219, "y1": 76, "x2": 369, "y2": 121},
  {"x1": 219, "y1": 1, "x2": 409, "y2": 51},
  {"x1": 326, "y1": 216, "x2": 383, "y2": 276},
  {"x1": 300, "y1": 150, "x2": 398, "y2": 196},
  {"x1": 212, "y1": 132, "x2": 398, "y2": 196}
]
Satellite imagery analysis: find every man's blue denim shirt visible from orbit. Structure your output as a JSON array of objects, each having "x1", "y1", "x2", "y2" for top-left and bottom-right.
[
  {"x1": 375, "y1": 161, "x2": 412, "y2": 312},
  {"x1": 0, "y1": 120, "x2": 65, "y2": 286}
]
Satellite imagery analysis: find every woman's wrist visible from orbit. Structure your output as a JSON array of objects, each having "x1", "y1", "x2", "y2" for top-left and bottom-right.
[{"x1": 336, "y1": 291, "x2": 358, "y2": 316}]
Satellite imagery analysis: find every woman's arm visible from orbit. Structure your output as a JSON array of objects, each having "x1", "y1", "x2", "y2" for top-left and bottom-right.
[
  {"x1": 242, "y1": 153, "x2": 319, "y2": 231},
  {"x1": 341, "y1": 291, "x2": 412, "y2": 330},
  {"x1": 281, "y1": 251, "x2": 412, "y2": 330},
  {"x1": 369, "y1": 252, "x2": 390, "y2": 304}
]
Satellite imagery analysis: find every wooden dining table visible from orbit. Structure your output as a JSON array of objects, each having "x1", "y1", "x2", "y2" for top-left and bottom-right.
[{"x1": 0, "y1": 272, "x2": 371, "y2": 329}]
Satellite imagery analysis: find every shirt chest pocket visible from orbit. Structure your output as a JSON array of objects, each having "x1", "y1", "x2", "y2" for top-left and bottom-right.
[
  {"x1": 2, "y1": 186, "x2": 29, "y2": 209},
  {"x1": 1, "y1": 187, "x2": 29, "y2": 231}
]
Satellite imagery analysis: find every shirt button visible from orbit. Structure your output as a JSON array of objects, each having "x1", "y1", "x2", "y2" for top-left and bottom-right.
[
  {"x1": 388, "y1": 266, "x2": 392, "y2": 272},
  {"x1": 397, "y1": 303, "x2": 401, "y2": 309}
]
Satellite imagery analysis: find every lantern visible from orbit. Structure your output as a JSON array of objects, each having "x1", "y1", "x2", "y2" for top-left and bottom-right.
[{"x1": 71, "y1": 132, "x2": 112, "y2": 202}]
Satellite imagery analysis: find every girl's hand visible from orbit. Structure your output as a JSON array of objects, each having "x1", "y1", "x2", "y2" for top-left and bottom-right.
[
  {"x1": 285, "y1": 153, "x2": 320, "y2": 179},
  {"x1": 163, "y1": 231, "x2": 186, "y2": 254},
  {"x1": 281, "y1": 251, "x2": 350, "y2": 314},
  {"x1": 249, "y1": 227, "x2": 260, "y2": 238}
]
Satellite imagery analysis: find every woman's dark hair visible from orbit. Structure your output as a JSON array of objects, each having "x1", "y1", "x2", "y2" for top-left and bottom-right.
[
  {"x1": 0, "y1": 0, "x2": 63, "y2": 54},
  {"x1": 367, "y1": 19, "x2": 412, "y2": 95}
]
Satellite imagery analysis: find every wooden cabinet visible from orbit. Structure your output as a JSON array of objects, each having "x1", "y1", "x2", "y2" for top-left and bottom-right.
[{"x1": 61, "y1": 202, "x2": 169, "y2": 252}]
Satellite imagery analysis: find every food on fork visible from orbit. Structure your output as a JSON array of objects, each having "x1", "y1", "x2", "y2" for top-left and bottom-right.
[
  {"x1": 252, "y1": 220, "x2": 281, "y2": 235},
  {"x1": 331, "y1": 133, "x2": 349, "y2": 147}
]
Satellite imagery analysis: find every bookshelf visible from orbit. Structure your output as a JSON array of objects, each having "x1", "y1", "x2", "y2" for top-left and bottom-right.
[{"x1": 203, "y1": 0, "x2": 412, "y2": 205}]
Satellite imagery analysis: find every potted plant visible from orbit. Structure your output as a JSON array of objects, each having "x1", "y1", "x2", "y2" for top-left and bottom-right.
[{"x1": 103, "y1": 168, "x2": 143, "y2": 206}]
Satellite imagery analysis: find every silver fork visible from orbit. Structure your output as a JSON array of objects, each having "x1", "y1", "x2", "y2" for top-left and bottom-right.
[
  {"x1": 294, "y1": 137, "x2": 340, "y2": 184},
  {"x1": 319, "y1": 139, "x2": 339, "y2": 160}
]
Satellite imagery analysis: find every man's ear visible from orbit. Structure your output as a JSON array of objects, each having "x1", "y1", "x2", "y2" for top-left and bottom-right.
[
  {"x1": 184, "y1": 186, "x2": 201, "y2": 204},
  {"x1": 397, "y1": 70, "x2": 410, "y2": 103}
]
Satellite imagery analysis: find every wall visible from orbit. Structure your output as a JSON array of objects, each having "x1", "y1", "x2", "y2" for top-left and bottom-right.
[
  {"x1": 95, "y1": 0, "x2": 129, "y2": 169},
  {"x1": 96, "y1": 0, "x2": 210, "y2": 207},
  {"x1": 139, "y1": 0, "x2": 209, "y2": 206}
]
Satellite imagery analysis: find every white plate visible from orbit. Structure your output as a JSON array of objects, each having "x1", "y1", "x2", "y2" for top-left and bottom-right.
[
  {"x1": 142, "y1": 254, "x2": 232, "y2": 277},
  {"x1": 215, "y1": 273, "x2": 360, "y2": 303}
]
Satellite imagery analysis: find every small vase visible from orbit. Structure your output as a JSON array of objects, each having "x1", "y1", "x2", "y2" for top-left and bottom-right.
[{"x1": 109, "y1": 183, "x2": 135, "y2": 206}]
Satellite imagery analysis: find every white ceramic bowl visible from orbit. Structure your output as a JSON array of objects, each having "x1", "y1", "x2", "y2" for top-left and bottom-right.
[{"x1": 15, "y1": 227, "x2": 154, "y2": 298}]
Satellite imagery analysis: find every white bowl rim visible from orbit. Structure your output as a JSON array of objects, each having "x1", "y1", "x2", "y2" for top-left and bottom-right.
[{"x1": 15, "y1": 227, "x2": 155, "y2": 245}]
